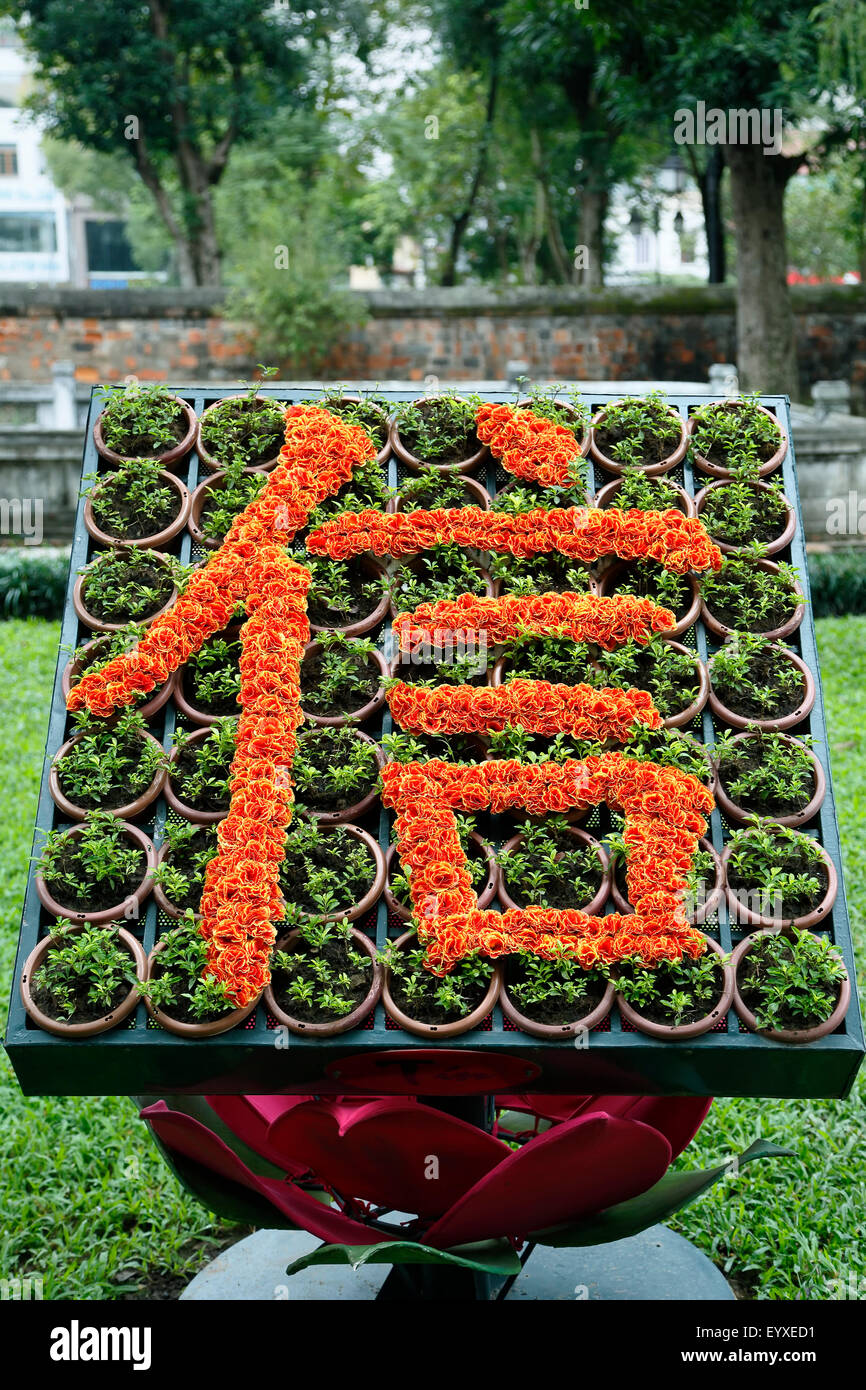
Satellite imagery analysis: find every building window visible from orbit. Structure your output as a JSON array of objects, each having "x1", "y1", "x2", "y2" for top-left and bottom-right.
[
  {"x1": 85, "y1": 218, "x2": 137, "y2": 273},
  {"x1": 0, "y1": 145, "x2": 18, "y2": 176},
  {"x1": 0, "y1": 212, "x2": 58, "y2": 253}
]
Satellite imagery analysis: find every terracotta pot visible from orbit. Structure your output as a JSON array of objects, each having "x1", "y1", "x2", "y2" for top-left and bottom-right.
[
  {"x1": 73, "y1": 552, "x2": 179, "y2": 634},
  {"x1": 196, "y1": 393, "x2": 286, "y2": 473},
  {"x1": 721, "y1": 833, "x2": 838, "y2": 931},
  {"x1": 144, "y1": 937, "x2": 260, "y2": 1038},
  {"x1": 384, "y1": 832, "x2": 499, "y2": 923},
  {"x1": 699, "y1": 558, "x2": 805, "y2": 643},
  {"x1": 309, "y1": 554, "x2": 391, "y2": 638},
  {"x1": 264, "y1": 926, "x2": 382, "y2": 1036},
  {"x1": 610, "y1": 837, "x2": 724, "y2": 926},
  {"x1": 20, "y1": 925, "x2": 147, "y2": 1039},
  {"x1": 594, "y1": 475, "x2": 696, "y2": 519},
  {"x1": 731, "y1": 928, "x2": 850, "y2": 1043},
  {"x1": 93, "y1": 395, "x2": 197, "y2": 470},
  {"x1": 708, "y1": 643, "x2": 816, "y2": 732},
  {"x1": 281, "y1": 823, "x2": 386, "y2": 923},
  {"x1": 516, "y1": 396, "x2": 592, "y2": 456},
  {"x1": 320, "y1": 395, "x2": 392, "y2": 467},
  {"x1": 616, "y1": 935, "x2": 734, "y2": 1040},
  {"x1": 694, "y1": 479, "x2": 796, "y2": 557},
  {"x1": 500, "y1": 973, "x2": 615, "y2": 1041},
  {"x1": 164, "y1": 727, "x2": 232, "y2": 825},
  {"x1": 589, "y1": 399, "x2": 688, "y2": 477},
  {"x1": 498, "y1": 826, "x2": 610, "y2": 915},
  {"x1": 389, "y1": 558, "x2": 494, "y2": 619},
  {"x1": 152, "y1": 827, "x2": 218, "y2": 920},
  {"x1": 300, "y1": 640, "x2": 388, "y2": 728},
  {"x1": 595, "y1": 638, "x2": 708, "y2": 731},
  {"x1": 172, "y1": 624, "x2": 242, "y2": 726},
  {"x1": 62, "y1": 643, "x2": 176, "y2": 722},
  {"x1": 303, "y1": 730, "x2": 386, "y2": 826},
  {"x1": 84, "y1": 469, "x2": 191, "y2": 551},
  {"x1": 187, "y1": 472, "x2": 269, "y2": 551},
  {"x1": 49, "y1": 729, "x2": 167, "y2": 822},
  {"x1": 382, "y1": 929, "x2": 502, "y2": 1038},
  {"x1": 387, "y1": 474, "x2": 491, "y2": 512},
  {"x1": 390, "y1": 397, "x2": 489, "y2": 475},
  {"x1": 713, "y1": 731, "x2": 826, "y2": 828},
  {"x1": 597, "y1": 559, "x2": 701, "y2": 638},
  {"x1": 35, "y1": 821, "x2": 156, "y2": 925},
  {"x1": 688, "y1": 403, "x2": 788, "y2": 481}
]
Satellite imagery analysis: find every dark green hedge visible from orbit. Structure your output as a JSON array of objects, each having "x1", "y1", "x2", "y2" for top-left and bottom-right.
[
  {"x1": 0, "y1": 548, "x2": 69, "y2": 619},
  {"x1": 807, "y1": 549, "x2": 866, "y2": 619}
]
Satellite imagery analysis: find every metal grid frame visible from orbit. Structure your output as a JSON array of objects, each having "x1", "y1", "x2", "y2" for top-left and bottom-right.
[{"x1": 5, "y1": 383, "x2": 864, "y2": 1098}]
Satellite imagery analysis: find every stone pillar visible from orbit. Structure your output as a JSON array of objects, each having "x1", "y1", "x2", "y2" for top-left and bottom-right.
[
  {"x1": 51, "y1": 361, "x2": 78, "y2": 430},
  {"x1": 812, "y1": 380, "x2": 851, "y2": 420}
]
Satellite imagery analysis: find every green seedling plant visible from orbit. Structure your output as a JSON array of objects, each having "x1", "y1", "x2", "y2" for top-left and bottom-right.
[
  {"x1": 507, "y1": 945, "x2": 607, "y2": 1019},
  {"x1": 307, "y1": 458, "x2": 389, "y2": 529},
  {"x1": 292, "y1": 726, "x2": 381, "y2": 812},
  {"x1": 86, "y1": 458, "x2": 180, "y2": 541},
  {"x1": 490, "y1": 551, "x2": 594, "y2": 597},
  {"x1": 170, "y1": 719, "x2": 236, "y2": 812},
  {"x1": 622, "y1": 722, "x2": 711, "y2": 783},
  {"x1": 700, "y1": 471, "x2": 788, "y2": 547},
  {"x1": 183, "y1": 634, "x2": 242, "y2": 715},
  {"x1": 690, "y1": 393, "x2": 782, "y2": 472},
  {"x1": 595, "y1": 391, "x2": 681, "y2": 469},
  {"x1": 304, "y1": 552, "x2": 386, "y2": 627},
  {"x1": 608, "y1": 468, "x2": 681, "y2": 513},
  {"x1": 301, "y1": 631, "x2": 381, "y2": 715},
  {"x1": 199, "y1": 367, "x2": 285, "y2": 469},
  {"x1": 380, "y1": 939, "x2": 493, "y2": 1022},
  {"x1": 716, "y1": 728, "x2": 816, "y2": 817},
  {"x1": 270, "y1": 916, "x2": 372, "y2": 1021},
  {"x1": 152, "y1": 822, "x2": 219, "y2": 914},
  {"x1": 314, "y1": 387, "x2": 392, "y2": 449},
  {"x1": 394, "y1": 392, "x2": 483, "y2": 463},
  {"x1": 58, "y1": 708, "x2": 163, "y2": 810},
  {"x1": 279, "y1": 820, "x2": 377, "y2": 917},
  {"x1": 709, "y1": 631, "x2": 803, "y2": 719},
  {"x1": 139, "y1": 909, "x2": 236, "y2": 1022},
  {"x1": 200, "y1": 461, "x2": 267, "y2": 545},
  {"x1": 738, "y1": 927, "x2": 846, "y2": 1031},
  {"x1": 37, "y1": 811, "x2": 147, "y2": 911},
  {"x1": 80, "y1": 548, "x2": 189, "y2": 624},
  {"x1": 32, "y1": 917, "x2": 139, "y2": 1022},
  {"x1": 499, "y1": 816, "x2": 603, "y2": 910},
  {"x1": 393, "y1": 544, "x2": 488, "y2": 609},
  {"x1": 500, "y1": 631, "x2": 593, "y2": 685},
  {"x1": 725, "y1": 819, "x2": 827, "y2": 919},
  {"x1": 596, "y1": 635, "x2": 700, "y2": 719},
  {"x1": 380, "y1": 730, "x2": 482, "y2": 764},
  {"x1": 615, "y1": 948, "x2": 728, "y2": 1027},
  {"x1": 611, "y1": 558, "x2": 689, "y2": 615},
  {"x1": 98, "y1": 382, "x2": 188, "y2": 459},
  {"x1": 700, "y1": 545, "x2": 805, "y2": 632}
]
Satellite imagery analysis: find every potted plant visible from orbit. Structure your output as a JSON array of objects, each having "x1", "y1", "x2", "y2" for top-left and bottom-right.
[
  {"x1": 594, "y1": 635, "x2": 709, "y2": 728},
  {"x1": 385, "y1": 814, "x2": 498, "y2": 922},
  {"x1": 305, "y1": 552, "x2": 390, "y2": 636},
  {"x1": 499, "y1": 947, "x2": 615, "y2": 1039},
  {"x1": 279, "y1": 820, "x2": 385, "y2": 923},
  {"x1": 490, "y1": 551, "x2": 596, "y2": 598},
  {"x1": 614, "y1": 937, "x2": 734, "y2": 1039},
  {"x1": 708, "y1": 632, "x2": 815, "y2": 731},
  {"x1": 491, "y1": 477, "x2": 590, "y2": 513},
  {"x1": 164, "y1": 719, "x2": 236, "y2": 824},
  {"x1": 699, "y1": 551, "x2": 805, "y2": 641},
  {"x1": 315, "y1": 389, "x2": 393, "y2": 464},
  {"x1": 390, "y1": 392, "x2": 488, "y2": 474},
  {"x1": 83, "y1": 459, "x2": 191, "y2": 548},
  {"x1": 300, "y1": 632, "x2": 388, "y2": 727},
  {"x1": 197, "y1": 370, "x2": 286, "y2": 473},
  {"x1": 722, "y1": 820, "x2": 838, "y2": 930},
  {"x1": 688, "y1": 396, "x2": 787, "y2": 480},
  {"x1": 35, "y1": 811, "x2": 156, "y2": 925},
  {"x1": 293, "y1": 725, "x2": 385, "y2": 825},
  {"x1": 731, "y1": 926, "x2": 850, "y2": 1043},
  {"x1": 589, "y1": 392, "x2": 687, "y2": 476},
  {"x1": 305, "y1": 458, "x2": 390, "y2": 531},
  {"x1": 492, "y1": 635, "x2": 594, "y2": 688},
  {"x1": 381, "y1": 729, "x2": 488, "y2": 766},
  {"x1": 594, "y1": 467, "x2": 695, "y2": 518},
  {"x1": 390, "y1": 545, "x2": 494, "y2": 612},
  {"x1": 142, "y1": 910, "x2": 259, "y2": 1038},
  {"x1": 694, "y1": 472, "x2": 795, "y2": 556},
  {"x1": 621, "y1": 722, "x2": 716, "y2": 790},
  {"x1": 380, "y1": 931, "x2": 501, "y2": 1038},
  {"x1": 62, "y1": 625, "x2": 175, "y2": 721},
  {"x1": 498, "y1": 818, "x2": 609, "y2": 914},
  {"x1": 188, "y1": 462, "x2": 268, "y2": 548},
  {"x1": 388, "y1": 464, "x2": 491, "y2": 512},
  {"x1": 389, "y1": 644, "x2": 490, "y2": 690},
  {"x1": 517, "y1": 385, "x2": 591, "y2": 446},
  {"x1": 174, "y1": 628, "x2": 242, "y2": 724},
  {"x1": 152, "y1": 822, "x2": 219, "y2": 918},
  {"x1": 598, "y1": 558, "x2": 700, "y2": 636},
  {"x1": 20, "y1": 917, "x2": 147, "y2": 1039},
  {"x1": 74, "y1": 547, "x2": 185, "y2": 632},
  {"x1": 94, "y1": 382, "x2": 196, "y2": 469},
  {"x1": 49, "y1": 708, "x2": 166, "y2": 821},
  {"x1": 264, "y1": 917, "x2": 382, "y2": 1035},
  {"x1": 713, "y1": 729, "x2": 826, "y2": 826},
  {"x1": 607, "y1": 829, "x2": 723, "y2": 925}
]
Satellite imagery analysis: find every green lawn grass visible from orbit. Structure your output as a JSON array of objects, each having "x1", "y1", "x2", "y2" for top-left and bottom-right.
[{"x1": 1, "y1": 616, "x2": 864, "y2": 1300}]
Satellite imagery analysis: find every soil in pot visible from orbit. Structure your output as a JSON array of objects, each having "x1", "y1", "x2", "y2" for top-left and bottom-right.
[
  {"x1": 595, "y1": 636, "x2": 703, "y2": 723},
  {"x1": 279, "y1": 821, "x2": 381, "y2": 919},
  {"x1": 389, "y1": 465, "x2": 487, "y2": 512},
  {"x1": 499, "y1": 819, "x2": 606, "y2": 910},
  {"x1": 153, "y1": 822, "x2": 219, "y2": 915},
  {"x1": 735, "y1": 928, "x2": 846, "y2": 1034},
  {"x1": 301, "y1": 634, "x2": 383, "y2": 719},
  {"x1": 316, "y1": 392, "x2": 392, "y2": 453},
  {"x1": 715, "y1": 730, "x2": 819, "y2": 820},
  {"x1": 603, "y1": 559, "x2": 695, "y2": 622},
  {"x1": 698, "y1": 477, "x2": 791, "y2": 549},
  {"x1": 496, "y1": 635, "x2": 594, "y2": 687},
  {"x1": 87, "y1": 460, "x2": 185, "y2": 542},
  {"x1": 689, "y1": 399, "x2": 784, "y2": 475},
  {"x1": 504, "y1": 953, "x2": 609, "y2": 1028},
  {"x1": 269, "y1": 919, "x2": 375, "y2": 1026},
  {"x1": 78, "y1": 548, "x2": 180, "y2": 626},
  {"x1": 700, "y1": 555, "x2": 804, "y2": 634},
  {"x1": 383, "y1": 730, "x2": 487, "y2": 765},
  {"x1": 724, "y1": 821, "x2": 833, "y2": 924},
  {"x1": 144, "y1": 914, "x2": 242, "y2": 1027},
  {"x1": 491, "y1": 550, "x2": 594, "y2": 597},
  {"x1": 305, "y1": 552, "x2": 388, "y2": 631},
  {"x1": 393, "y1": 394, "x2": 484, "y2": 468},
  {"x1": 293, "y1": 725, "x2": 382, "y2": 816},
  {"x1": 709, "y1": 633, "x2": 809, "y2": 725},
  {"x1": 55, "y1": 709, "x2": 164, "y2": 813},
  {"x1": 97, "y1": 384, "x2": 191, "y2": 461},
  {"x1": 64, "y1": 627, "x2": 171, "y2": 714},
  {"x1": 168, "y1": 721, "x2": 236, "y2": 816},
  {"x1": 593, "y1": 393, "x2": 683, "y2": 469},
  {"x1": 616, "y1": 943, "x2": 729, "y2": 1029},
  {"x1": 599, "y1": 469, "x2": 686, "y2": 513},
  {"x1": 27, "y1": 919, "x2": 143, "y2": 1028},
  {"x1": 619, "y1": 723, "x2": 715, "y2": 788},
  {"x1": 196, "y1": 466, "x2": 267, "y2": 546},
  {"x1": 383, "y1": 936, "x2": 496, "y2": 1027},
  {"x1": 199, "y1": 392, "x2": 286, "y2": 469},
  {"x1": 180, "y1": 632, "x2": 242, "y2": 719},
  {"x1": 38, "y1": 812, "x2": 150, "y2": 915},
  {"x1": 391, "y1": 545, "x2": 491, "y2": 610}
]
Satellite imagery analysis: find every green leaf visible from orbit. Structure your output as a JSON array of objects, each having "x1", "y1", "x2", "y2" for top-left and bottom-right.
[
  {"x1": 150, "y1": 1142, "x2": 299, "y2": 1231},
  {"x1": 530, "y1": 1139, "x2": 793, "y2": 1248},
  {"x1": 286, "y1": 1238, "x2": 522, "y2": 1278}
]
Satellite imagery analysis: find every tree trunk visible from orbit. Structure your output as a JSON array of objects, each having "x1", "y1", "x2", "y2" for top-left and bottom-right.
[
  {"x1": 440, "y1": 63, "x2": 498, "y2": 286},
  {"x1": 576, "y1": 188, "x2": 606, "y2": 288},
  {"x1": 185, "y1": 184, "x2": 223, "y2": 287},
  {"x1": 724, "y1": 144, "x2": 799, "y2": 397},
  {"x1": 703, "y1": 148, "x2": 726, "y2": 283},
  {"x1": 529, "y1": 127, "x2": 573, "y2": 284}
]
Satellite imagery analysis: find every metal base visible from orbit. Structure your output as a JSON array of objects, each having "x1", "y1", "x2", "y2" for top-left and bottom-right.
[{"x1": 180, "y1": 1226, "x2": 734, "y2": 1301}]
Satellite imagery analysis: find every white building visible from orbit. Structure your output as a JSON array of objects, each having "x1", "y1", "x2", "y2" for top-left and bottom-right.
[{"x1": 606, "y1": 156, "x2": 709, "y2": 284}]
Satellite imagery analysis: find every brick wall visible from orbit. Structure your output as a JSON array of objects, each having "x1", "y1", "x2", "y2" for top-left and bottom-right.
[{"x1": 2, "y1": 283, "x2": 866, "y2": 404}]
